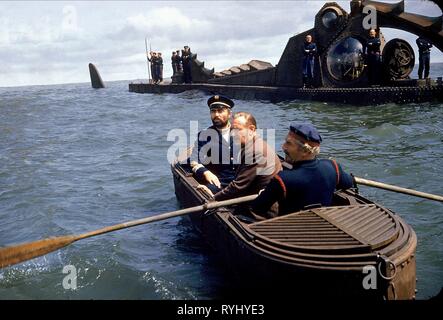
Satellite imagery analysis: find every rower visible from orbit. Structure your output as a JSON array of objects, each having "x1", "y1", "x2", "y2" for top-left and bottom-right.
[{"x1": 250, "y1": 123, "x2": 354, "y2": 218}]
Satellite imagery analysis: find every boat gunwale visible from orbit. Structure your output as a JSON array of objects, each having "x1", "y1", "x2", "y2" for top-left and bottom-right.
[{"x1": 171, "y1": 163, "x2": 416, "y2": 271}]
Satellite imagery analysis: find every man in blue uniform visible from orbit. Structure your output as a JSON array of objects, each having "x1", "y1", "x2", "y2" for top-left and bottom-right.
[
  {"x1": 182, "y1": 46, "x2": 193, "y2": 83},
  {"x1": 157, "y1": 52, "x2": 164, "y2": 83},
  {"x1": 189, "y1": 95, "x2": 239, "y2": 192},
  {"x1": 416, "y1": 36, "x2": 433, "y2": 79},
  {"x1": 302, "y1": 34, "x2": 317, "y2": 88},
  {"x1": 171, "y1": 51, "x2": 178, "y2": 75},
  {"x1": 176, "y1": 50, "x2": 183, "y2": 72},
  {"x1": 147, "y1": 51, "x2": 158, "y2": 84},
  {"x1": 250, "y1": 123, "x2": 354, "y2": 218},
  {"x1": 365, "y1": 29, "x2": 381, "y2": 85}
]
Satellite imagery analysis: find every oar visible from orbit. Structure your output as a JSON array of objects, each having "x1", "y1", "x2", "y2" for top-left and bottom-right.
[
  {"x1": 0, "y1": 194, "x2": 257, "y2": 269},
  {"x1": 354, "y1": 176, "x2": 443, "y2": 203},
  {"x1": 282, "y1": 154, "x2": 442, "y2": 202}
]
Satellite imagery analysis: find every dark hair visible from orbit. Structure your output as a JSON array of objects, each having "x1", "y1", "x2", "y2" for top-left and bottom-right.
[{"x1": 233, "y1": 112, "x2": 257, "y2": 128}]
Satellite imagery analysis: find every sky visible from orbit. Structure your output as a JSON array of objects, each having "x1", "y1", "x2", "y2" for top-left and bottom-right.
[{"x1": 0, "y1": 0, "x2": 442, "y2": 87}]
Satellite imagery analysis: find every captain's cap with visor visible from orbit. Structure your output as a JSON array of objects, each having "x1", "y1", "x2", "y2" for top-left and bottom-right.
[{"x1": 207, "y1": 95, "x2": 235, "y2": 110}]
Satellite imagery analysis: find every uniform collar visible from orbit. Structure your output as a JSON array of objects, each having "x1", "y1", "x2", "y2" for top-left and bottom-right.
[
  {"x1": 292, "y1": 158, "x2": 318, "y2": 169},
  {"x1": 209, "y1": 124, "x2": 230, "y2": 132}
]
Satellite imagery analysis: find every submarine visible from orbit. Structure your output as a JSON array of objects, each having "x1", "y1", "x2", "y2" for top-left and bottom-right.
[{"x1": 128, "y1": 0, "x2": 443, "y2": 105}]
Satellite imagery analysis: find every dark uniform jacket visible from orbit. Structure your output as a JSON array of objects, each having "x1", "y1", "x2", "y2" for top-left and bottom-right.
[
  {"x1": 190, "y1": 125, "x2": 239, "y2": 187},
  {"x1": 213, "y1": 136, "x2": 282, "y2": 201},
  {"x1": 365, "y1": 37, "x2": 381, "y2": 55},
  {"x1": 303, "y1": 42, "x2": 317, "y2": 58},
  {"x1": 251, "y1": 158, "x2": 353, "y2": 216},
  {"x1": 148, "y1": 56, "x2": 157, "y2": 65},
  {"x1": 182, "y1": 50, "x2": 192, "y2": 65},
  {"x1": 416, "y1": 37, "x2": 432, "y2": 54}
]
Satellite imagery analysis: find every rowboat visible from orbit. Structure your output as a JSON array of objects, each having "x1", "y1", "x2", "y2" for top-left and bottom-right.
[{"x1": 171, "y1": 160, "x2": 417, "y2": 300}]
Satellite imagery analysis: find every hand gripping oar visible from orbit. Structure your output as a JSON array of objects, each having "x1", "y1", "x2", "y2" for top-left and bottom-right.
[
  {"x1": 354, "y1": 177, "x2": 443, "y2": 203},
  {"x1": 0, "y1": 194, "x2": 258, "y2": 269}
]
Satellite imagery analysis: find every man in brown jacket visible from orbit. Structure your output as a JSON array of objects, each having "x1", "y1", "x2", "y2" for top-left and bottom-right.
[{"x1": 198, "y1": 112, "x2": 282, "y2": 201}]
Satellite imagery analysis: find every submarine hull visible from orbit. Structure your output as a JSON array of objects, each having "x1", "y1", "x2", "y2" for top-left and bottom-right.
[{"x1": 128, "y1": 82, "x2": 443, "y2": 105}]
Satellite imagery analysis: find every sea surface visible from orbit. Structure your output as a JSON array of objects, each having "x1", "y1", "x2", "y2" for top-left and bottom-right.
[{"x1": 0, "y1": 66, "x2": 442, "y2": 299}]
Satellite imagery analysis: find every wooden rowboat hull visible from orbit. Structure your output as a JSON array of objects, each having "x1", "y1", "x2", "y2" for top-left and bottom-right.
[{"x1": 172, "y1": 163, "x2": 417, "y2": 300}]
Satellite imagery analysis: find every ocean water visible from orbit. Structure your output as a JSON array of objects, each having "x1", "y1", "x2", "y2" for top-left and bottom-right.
[{"x1": 0, "y1": 66, "x2": 442, "y2": 299}]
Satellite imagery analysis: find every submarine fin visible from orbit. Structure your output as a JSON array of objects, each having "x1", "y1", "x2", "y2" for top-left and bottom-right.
[{"x1": 89, "y1": 63, "x2": 105, "y2": 89}]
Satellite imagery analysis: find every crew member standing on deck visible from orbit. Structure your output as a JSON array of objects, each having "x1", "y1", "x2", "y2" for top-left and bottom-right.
[
  {"x1": 182, "y1": 46, "x2": 193, "y2": 83},
  {"x1": 176, "y1": 50, "x2": 183, "y2": 72},
  {"x1": 189, "y1": 95, "x2": 239, "y2": 192},
  {"x1": 416, "y1": 36, "x2": 433, "y2": 79},
  {"x1": 171, "y1": 51, "x2": 178, "y2": 75},
  {"x1": 365, "y1": 29, "x2": 382, "y2": 85},
  {"x1": 158, "y1": 52, "x2": 164, "y2": 83},
  {"x1": 249, "y1": 123, "x2": 354, "y2": 219},
  {"x1": 148, "y1": 51, "x2": 157, "y2": 84},
  {"x1": 302, "y1": 34, "x2": 317, "y2": 88}
]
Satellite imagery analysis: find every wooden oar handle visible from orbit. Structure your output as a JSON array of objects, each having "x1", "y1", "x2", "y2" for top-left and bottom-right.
[
  {"x1": 205, "y1": 194, "x2": 258, "y2": 209},
  {"x1": 78, "y1": 194, "x2": 258, "y2": 240},
  {"x1": 0, "y1": 194, "x2": 259, "y2": 269},
  {"x1": 354, "y1": 177, "x2": 443, "y2": 203}
]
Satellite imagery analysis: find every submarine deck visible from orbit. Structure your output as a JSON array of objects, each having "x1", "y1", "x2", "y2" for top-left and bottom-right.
[{"x1": 128, "y1": 82, "x2": 443, "y2": 105}]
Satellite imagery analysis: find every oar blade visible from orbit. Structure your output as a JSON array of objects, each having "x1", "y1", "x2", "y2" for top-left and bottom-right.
[
  {"x1": 0, "y1": 194, "x2": 258, "y2": 269},
  {"x1": 0, "y1": 235, "x2": 76, "y2": 269}
]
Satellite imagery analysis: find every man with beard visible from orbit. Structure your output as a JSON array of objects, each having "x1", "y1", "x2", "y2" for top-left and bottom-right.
[
  {"x1": 190, "y1": 95, "x2": 239, "y2": 193},
  {"x1": 249, "y1": 123, "x2": 354, "y2": 218},
  {"x1": 198, "y1": 112, "x2": 282, "y2": 201}
]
